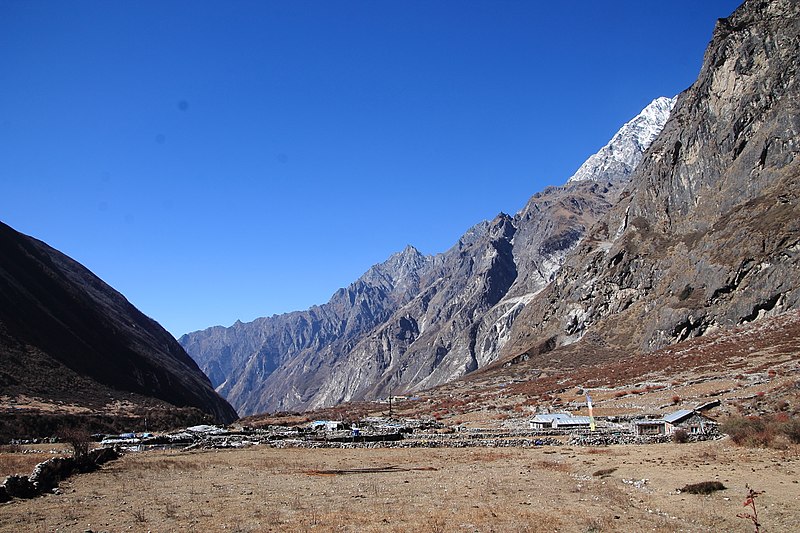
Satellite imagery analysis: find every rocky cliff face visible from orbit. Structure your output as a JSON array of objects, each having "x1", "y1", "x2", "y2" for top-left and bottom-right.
[
  {"x1": 504, "y1": 0, "x2": 800, "y2": 360},
  {"x1": 0, "y1": 221, "x2": 238, "y2": 424},
  {"x1": 181, "y1": 95, "x2": 674, "y2": 415}
]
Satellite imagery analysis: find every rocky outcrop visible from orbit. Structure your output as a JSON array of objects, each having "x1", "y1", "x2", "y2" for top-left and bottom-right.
[
  {"x1": 0, "y1": 222, "x2": 237, "y2": 423},
  {"x1": 182, "y1": 96, "x2": 674, "y2": 415},
  {"x1": 504, "y1": 0, "x2": 800, "y2": 359}
]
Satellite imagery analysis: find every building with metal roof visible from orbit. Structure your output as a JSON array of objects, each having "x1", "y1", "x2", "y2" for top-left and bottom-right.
[{"x1": 530, "y1": 413, "x2": 592, "y2": 430}]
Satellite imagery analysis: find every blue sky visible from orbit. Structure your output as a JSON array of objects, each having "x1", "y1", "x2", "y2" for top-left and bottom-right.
[{"x1": 1, "y1": 1, "x2": 742, "y2": 337}]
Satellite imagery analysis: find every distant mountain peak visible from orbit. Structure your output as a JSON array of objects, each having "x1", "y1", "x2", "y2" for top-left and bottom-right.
[{"x1": 567, "y1": 96, "x2": 676, "y2": 184}]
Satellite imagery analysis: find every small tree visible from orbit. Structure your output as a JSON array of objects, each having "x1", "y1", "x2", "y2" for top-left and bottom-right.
[
  {"x1": 737, "y1": 485, "x2": 763, "y2": 532},
  {"x1": 58, "y1": 427, "x2": 91, "y2": 461}
]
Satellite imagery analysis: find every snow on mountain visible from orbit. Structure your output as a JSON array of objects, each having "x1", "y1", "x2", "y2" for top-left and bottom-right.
[{"x1": 567, "y1": 96, "x2": 676, "y2": 184}]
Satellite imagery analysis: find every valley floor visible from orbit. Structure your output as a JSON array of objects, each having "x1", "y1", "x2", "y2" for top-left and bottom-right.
[{"x1": 1, "y1": 439, "x2": 799, "y2": 532}]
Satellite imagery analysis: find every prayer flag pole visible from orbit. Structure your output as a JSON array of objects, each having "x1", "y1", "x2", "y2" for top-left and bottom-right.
[{"x1": 586, "y1": 392, "x2": 596, "y2": 432}]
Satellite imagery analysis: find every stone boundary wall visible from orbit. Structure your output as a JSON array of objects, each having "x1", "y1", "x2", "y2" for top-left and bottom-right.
[{"x1": 0, "y1": 446, "x2": 119, "y2": 503}]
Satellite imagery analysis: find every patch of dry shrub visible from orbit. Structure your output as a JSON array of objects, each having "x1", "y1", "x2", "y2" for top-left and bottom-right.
[
  {"x1": 722, "y1": 414, "x2": 800, "y2": 447},
  {"x1": 679, "y1": 481, "x2": 726, "y2": 494},
  {"x1": 533, "y1": 459, "x2": 570, "y2": 472}
]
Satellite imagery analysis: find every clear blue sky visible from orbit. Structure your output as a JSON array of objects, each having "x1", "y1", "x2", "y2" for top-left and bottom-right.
[{"x1": 1, "y1": 1, "x2": 742, "y2": 337}]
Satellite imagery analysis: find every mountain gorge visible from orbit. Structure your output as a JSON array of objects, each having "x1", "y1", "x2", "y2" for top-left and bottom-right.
[
  {"x1": 182, "y1": 0, "x2": 798, "y2": 418},
  {"x1": 182, "y1": 96, "x2": 676, "y2": 415}
]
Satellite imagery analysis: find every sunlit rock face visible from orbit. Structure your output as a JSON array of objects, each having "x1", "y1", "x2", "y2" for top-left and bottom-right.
[{"x1": 504, "y1": 0, "x2": 800, "y2": 361}]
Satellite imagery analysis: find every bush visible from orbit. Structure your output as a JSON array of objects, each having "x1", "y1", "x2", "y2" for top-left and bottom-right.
[
  {"x1": 672, "y1": 429, "x2": 690, "y2": 443},
  {"x1": 721, "y1": 414, "x2": 800, "y2": 447},
  {"x1": 57, "y1": 427, "x2": 91, "y2": 461},
  {"x1": 783, "y1": 419, "x2": 800, "y2": 444},
  {"x1": 679, "y1": 481, "x2": 726, "y2": 494}
]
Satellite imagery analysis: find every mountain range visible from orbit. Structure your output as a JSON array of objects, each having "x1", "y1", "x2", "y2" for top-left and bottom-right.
[
  {"x1": 179, "y1": 96, "x2": 679, "y2": 416},
  {"x1": 181, "y1": 0, "x2": 799, "y2": 418}
]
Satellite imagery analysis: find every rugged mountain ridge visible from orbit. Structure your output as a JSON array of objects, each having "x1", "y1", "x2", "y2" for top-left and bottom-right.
[
  {"x1": 503, "y1": 0, "x2": 800, "y2": 361},
  {"x1": 183, "y1": 0, "x2": 800, "y2": 417},
  {"x1": 0, "y1": 221, "x2": 238, "y2": 424},
  {"x1": 182, "y1": 96, "x2": 675, "y2": 415},
  {"x1": 181, "y1": 245, "x2": 433, "y2": 414}
]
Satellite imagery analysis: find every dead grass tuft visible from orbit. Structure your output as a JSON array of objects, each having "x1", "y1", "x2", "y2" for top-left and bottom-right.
[{"x1": 534, "y1": 459, "x2": 571, "y2": 472}]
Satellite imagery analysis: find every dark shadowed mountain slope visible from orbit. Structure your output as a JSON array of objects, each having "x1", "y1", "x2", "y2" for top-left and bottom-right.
[
  {"x1": 181, "y1": 95, "x2": 675, "y2": 415},
  {"x1": 504, "y1": 0, "x2": 800, "y2": 361},
  {"x1": 0, "y1": 221, "x2": 237, "y2": 424}
]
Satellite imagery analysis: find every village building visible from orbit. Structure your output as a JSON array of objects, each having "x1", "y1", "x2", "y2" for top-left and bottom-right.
[
  {"x1": 529, "y1": 413, "x2": 592, "y2": 430},
  {"x1": 309, "y1": 420, "x2": 345, "y2": 431},
  {"x1": 633, "y1": 409, "x2": 716, "y2": 436}
]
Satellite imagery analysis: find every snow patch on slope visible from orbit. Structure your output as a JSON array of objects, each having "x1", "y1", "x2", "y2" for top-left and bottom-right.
[{"x1": 567, "y1": 96, "x2": 676, "y2": 184}]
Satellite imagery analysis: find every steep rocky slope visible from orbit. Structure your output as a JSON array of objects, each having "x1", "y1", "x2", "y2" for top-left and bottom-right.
[
  {"x1": 182, "y1": 97, "x2": 674, "y2": 415},
  {"x1": 504, "y1": 0, "x2": 800, "y2": 360},
  {"x1": 0, "y1": 221, "x2": 237, "y2": 424}
]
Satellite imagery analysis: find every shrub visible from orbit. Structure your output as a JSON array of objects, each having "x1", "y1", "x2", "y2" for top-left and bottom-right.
[
  {"x1": 679, "y1": 481, "x2": 726, "y2": 494},
  {"x1": 58, "y1": 427, "x2": 91, "y2": 461},
  {"x1": 673, "y1": 429, "x2": 690, "y2": 443},
  {"x1": 671, "y1": 395, "x2": 682, "y2": 405},
  {"x1": 721, "y1": 414, "x2": 800, "y2": 447},
  {"x1": 783, "y1": 419, "x2": 800, "y2": 444}
]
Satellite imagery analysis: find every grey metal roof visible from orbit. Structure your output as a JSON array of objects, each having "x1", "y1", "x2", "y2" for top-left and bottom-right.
[
  {"x1": 555, "y1": 416, "x2": 592, "y2": 425},
  {"x1": 664, "y1": 409, "x2": 694, "y2": 423},
  {"x1": 530, "y1": 413, "x2": 591, "y2": 425},
  {"x1": 530, "y1": 413, "x2": 571, "y2": 422}
]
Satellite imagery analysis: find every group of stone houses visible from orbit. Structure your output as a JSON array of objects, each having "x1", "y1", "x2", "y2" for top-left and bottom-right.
[{"x1": 529, "y1": 408, "x2": 717, "y2": 436}]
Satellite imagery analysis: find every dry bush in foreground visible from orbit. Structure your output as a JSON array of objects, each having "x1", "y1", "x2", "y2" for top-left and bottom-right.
[{"x1": 679, "y1": 481, "x2": 726, "y2": 494}]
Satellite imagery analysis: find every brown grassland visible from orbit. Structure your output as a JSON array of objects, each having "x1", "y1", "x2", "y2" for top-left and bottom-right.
[
  {"x1": 2, "y1": 312, "x2": 798, "y2": 531},
  {"x1": 2, "y1": 438, "x2": 800, "y2": 532}
]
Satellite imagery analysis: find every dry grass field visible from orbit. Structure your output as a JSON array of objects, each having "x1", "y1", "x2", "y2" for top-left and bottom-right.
[
  {"x1": 2, "y1": 439, "x2": 799, "y2": 532},
  {"x1": 3, "y1": 313, "x2": 797, "y2": 531}
]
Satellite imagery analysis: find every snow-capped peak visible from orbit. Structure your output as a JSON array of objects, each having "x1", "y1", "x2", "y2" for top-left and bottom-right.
[{"x1": 566, "y1": 96, "x2": 676, "y2": 184}]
